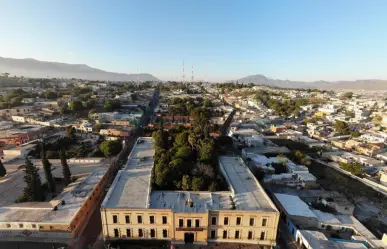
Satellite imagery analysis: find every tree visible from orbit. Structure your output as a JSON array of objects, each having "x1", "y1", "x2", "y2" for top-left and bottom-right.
[
  {"x1": 84, "y1": 99, "x2": 96, "y2": 108},
  {"x1": 342, "y1": 92, "x2": 353, "y2": 99},
  {"x1": 350, "y1": 131, "x2": 361, "y2": 138},
  {"x1": 173, "y1": 131, "x2": 190, "y2": 147},
  {"x1": 44, "y1": 91, "x2": 57, "y2": 99},
  {"x1": 66, "y1": 126, "x2": 76, "y2": 140},
  {"x1": 59, "y1": 103, "x2": 69, "y2": 114},
  {"x1": 198, "y1": 138, "x2": 215, "y2": 162},
  {"x1": 334, "y1": 120, "x2": 350, "y2": 135},
  {"x1": 23, "y1": 157, "x2": 44, "y2": 202},
  {"x1": 104, "y1": 100, "x2": 121, "y2": 111},
  {"x1": 191, "y1": 107, "x2": 210, "y2": 134},
  {"x1": 99, "y1": 140, "x2": 122, "y2": 157},
  {"x1": 69, "y1": 100, "x2": 83, "y2": 111},
  {"x1": 191, "y1": 177, "x2": 204, "y2": 191},
  {"x1": 182, "y1": 175, "x2": 191, "y2": 190},
  {"x1": 339, "y1": 162, "x2": 362, "y2": 175},
  {"x1": 60, "y1": 149, "x2": 71, "y2": 186},
  {"x1": 88, "y1": 109, "x2": 97, "y2": 119},
  {"x1": 188, "y1": 132, "x2": 197, "y2": 151},
  {"x1": 174, "y1": 146, "x2": 192, "y2": 160},
  {"x1": 152, "y1": 129, "x2": 168, "y2": 150},
  {"x1": 0, "y1": 159, "x2": 6, "y2": 177},
  {"x1": 41, "y1": 144, "x2": 56, "y2": 193}
]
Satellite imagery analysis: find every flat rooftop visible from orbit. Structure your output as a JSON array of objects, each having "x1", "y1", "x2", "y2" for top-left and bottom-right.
[
  {"x1": 219, "y1": 156, "x2": 276, "y2": 211},
  {"x1": 0, "y1": 158, "x2": 109, "y2": 207},
  {"x1": 101, "y1": 137, "x2": 154, "y2": 209},
  {"x1": 0, "y1": 166, "x2": 108, "y2": 223},
  {"x1": 273, "y1": 193, "x2": 318, "y2": 218},
  {"x1": 149, "y1": 191, "x2": 234, "y2": 212},
  {"x1": 242, "y1": 146, "x2": 291, "y2": 155}
]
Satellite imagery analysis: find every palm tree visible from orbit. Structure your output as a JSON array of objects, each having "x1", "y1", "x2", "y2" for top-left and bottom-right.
[{"x1": 188, "y1": 132, "x2": 197, "y2": 151}]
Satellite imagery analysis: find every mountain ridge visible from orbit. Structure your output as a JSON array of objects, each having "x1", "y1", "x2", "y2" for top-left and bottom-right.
[
  {"x1": 232, "y1": 74, "x2": 387, "y2": 90},
  {"x1": 0, "y1": 56, "x2": 160, "y2": 82}
]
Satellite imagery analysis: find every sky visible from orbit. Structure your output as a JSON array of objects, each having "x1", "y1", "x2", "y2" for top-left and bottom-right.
[{"x1": 1, "y1": 0, "x2": 387, "y2": 82}]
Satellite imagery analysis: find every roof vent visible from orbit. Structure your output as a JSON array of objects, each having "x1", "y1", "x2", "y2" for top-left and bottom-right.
[{"x1": 61, "y1": 200, "x2": 66, "y2": 205}]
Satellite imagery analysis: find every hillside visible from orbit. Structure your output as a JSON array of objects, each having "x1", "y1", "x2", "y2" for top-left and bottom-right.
[
  {"x1": 233, "y1": 74, "x2": 387, "y2": 90},
  {"x1": 0, "y1": 57, "x2": 160, "y2": 82}
]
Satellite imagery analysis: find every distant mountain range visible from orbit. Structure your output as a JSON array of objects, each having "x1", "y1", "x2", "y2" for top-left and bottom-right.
[
  {"x1": 0, "y1": 57, "x2": 160, "y2": 82},
  {"x1": 233, "y1": 74, "x2": 387, "y2": 90}
]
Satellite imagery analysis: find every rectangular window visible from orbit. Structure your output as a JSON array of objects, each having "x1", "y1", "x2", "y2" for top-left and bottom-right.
[
  {"x1": 211, "y1": 217, "x2": 217, "y2": 225},
  {"x1": 260, "y1": 231, "x2": 265, "y2": 240},
  {"x1": 187, "y1": 219, "x2": 192, "y2": 228},
  {"x1": 114, "y1": 229, "x2": 119, "y2": 237},
  {"x1": 224, "y1": 217, "x2": 229, "y2": 225},
  {"x1": 125, "y1": 215, "x2": 130, "y2": 224},
  {"x1": 236, "y1": 217, "x2": 241, "y2": 225},
  {"x1": 138, "y1": 229, "x2": 143, "y2": 237},
  {"x1": 163, "y1": 229, "x2": 168, "y2": 238},
  {"x1": 248, "y1": 231, "x2": 253, "y2": 240},
  {"x1": 211, "y1": 230, "x2": 216, "y2": 239},
  {"x1": 262, "y1": 218, "x2": 268, "y2": 227},
  {"x1": 126, "y1": 229, "x2": 131, "y2": 237},
  {"x1": 162, "y1": 216, "x2": 167, "y2": 224},
  {"x1": 50, "y1": 226, "x2": 54, "y2": 230},
  {"x1": 113, "y1": 215, "x2": 118, "y2": 224},
  {"x1": 137, "y1": 215, "x2": 142, "y2": 224},
  {"x1": 150, "y1": 216, "x2": 155, "y2": 224},
  {"x1": 179, "y1": 219, "x2": 184, "y2": 227},
  {"x1": 32, "y1": 224, "x2": 36, "y2": 229},
  {"x1": 6, "y1": 224, "x2": 10, "y2": 228},
  {"x1": 150, "y1": 229, "x2": 155, "y2": 238},
  {"x1": 249, "y1": 218, "x2": 254, "y2": 226},
  {"x1": 19, "y1": 224, "x2": 23, "y2": 228},
  {"x1": 195, "y1": 219, "x2": 200, "y2": 228},
  {"x1": 39, "y1": 226, "x2": 44, "y2": 229},
  {"x1": 223, "y1": 230, "x2": 227, "y2": 239},
  {"x1": 235, "y1": 230, "x2": 240, "y2": 239}
]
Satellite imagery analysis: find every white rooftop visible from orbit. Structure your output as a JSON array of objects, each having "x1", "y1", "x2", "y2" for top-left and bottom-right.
[
  {"x1": 149, "y1": 191, "x2": 234, "y2": 212},
  {"x1": 0, "y1": 166, "x2": 108, "y2": 223},
  {"x1": 101, "y1": 137, "x2": 154, "y2": 209},
  {"x1": 219, "y1": 156, "x2": 276, "y2": 211},
  {"x1": 274, "y1": 193, "x2": 318, "y2": 218}
]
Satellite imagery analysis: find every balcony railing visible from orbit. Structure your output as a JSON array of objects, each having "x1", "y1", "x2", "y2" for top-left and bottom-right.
[{"x1": 175, "y1": 227, "x2": 204, "y2": 232}]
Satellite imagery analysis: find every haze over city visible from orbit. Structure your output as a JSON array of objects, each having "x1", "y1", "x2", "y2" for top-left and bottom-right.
[{"x1": 1, "y1": 0, "x2": 387, "y2": 82}]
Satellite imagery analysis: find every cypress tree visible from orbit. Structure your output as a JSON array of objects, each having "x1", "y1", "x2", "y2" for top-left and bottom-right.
[
  {"x1": 41, "y1": 143, "x2": 56, "y2": 193},
  {"x1": 0, "y1": 159, "x2": 6, "y2": 177},
  {"x1": 60, "y1": 149, "x2": 71, "y2": 186},
  {"x1": 23, "y1": 157, "x2": 44, "y2": 202}
]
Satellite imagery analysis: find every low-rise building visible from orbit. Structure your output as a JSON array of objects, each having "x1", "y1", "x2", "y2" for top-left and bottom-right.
[
  {"x1": 100, "y1": 138, "x2": 279, "y2": 248},
  {"x1": 100, "y1": 128, "x2": 132, "y2": 137},
  {"x1": 0, "y1": 166, "x2": 111, "y2": 243},
  {"x1": 0, "y1": 106, "x2": 34, "y2": 119},
  {"x1": 0, "y1": 125, "x2": 48, "y2": 145}
]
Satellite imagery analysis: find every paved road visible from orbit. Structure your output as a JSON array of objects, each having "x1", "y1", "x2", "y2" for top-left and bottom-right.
[{"x1": 81, "y1": 88, "x2": 160, "y2": 249}]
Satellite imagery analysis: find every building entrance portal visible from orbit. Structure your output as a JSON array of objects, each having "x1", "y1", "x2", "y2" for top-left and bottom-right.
[{"x1": 184, "y1": 232, "x2": 194, "y2": 243}]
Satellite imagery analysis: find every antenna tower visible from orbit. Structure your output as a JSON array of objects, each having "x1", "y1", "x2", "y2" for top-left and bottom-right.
[
  {"x1": 182, "y1": 61, "x2": 185, "y2": 83},
  {"x1": 191, "y1": 65, "x2": 194, "y2": 82}
]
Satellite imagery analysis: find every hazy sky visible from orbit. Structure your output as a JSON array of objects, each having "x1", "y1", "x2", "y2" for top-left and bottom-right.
[{"x1": 1, "y1": 0, "x2": 387, "y2": 82}]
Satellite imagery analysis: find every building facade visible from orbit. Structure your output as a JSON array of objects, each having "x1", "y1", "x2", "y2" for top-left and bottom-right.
[{"x1": 101, "y1": 138, "x2": 279, "y2": 248}]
